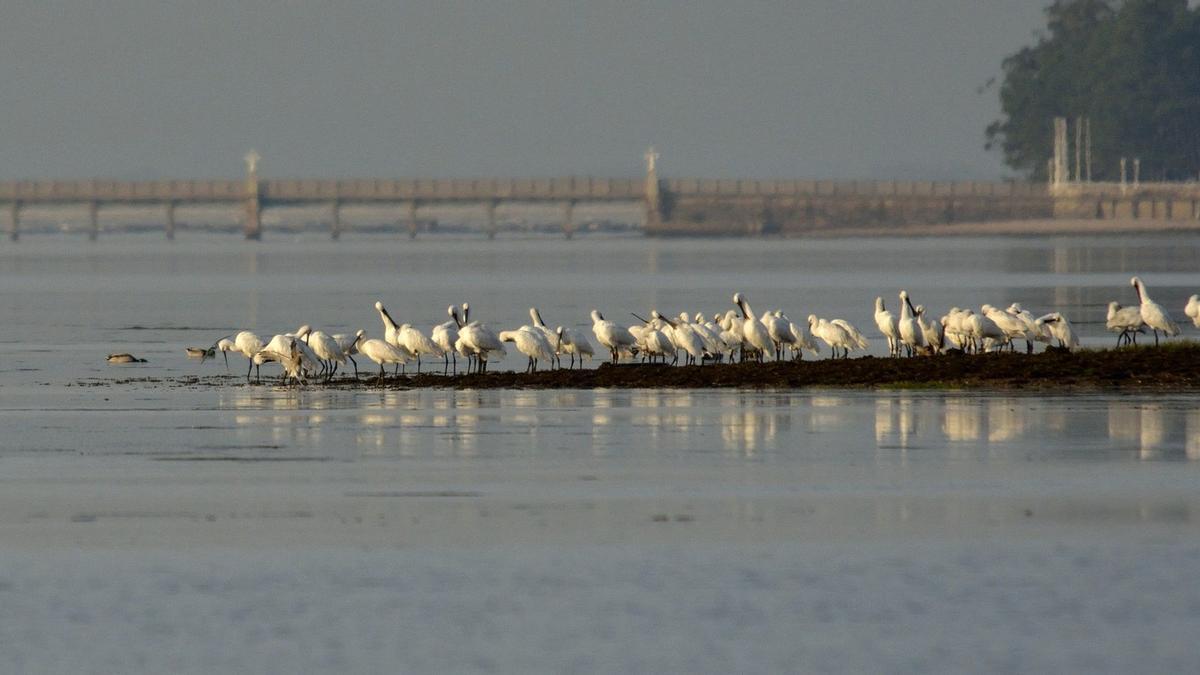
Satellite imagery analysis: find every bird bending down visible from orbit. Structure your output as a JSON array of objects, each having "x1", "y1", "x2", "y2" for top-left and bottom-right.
[
  {"x1": 1131, "y1": 276, "x2": 1180, "y2": 346},
  {"x1": 399, "y1": 323, "x2": 444, "y2": 374},
  {"x1": 1106, "y1": 301, "x2": 1143, "y2": 346},
  {"x1": 500, "y1": 326, "x2": 555, "y2": 372},
  {"x1": 1035, "y1": 313, "x2": 1079, "y2": 350},
  {"x1": 356, "y1": 336, "x2": 411, "y2": 383}
]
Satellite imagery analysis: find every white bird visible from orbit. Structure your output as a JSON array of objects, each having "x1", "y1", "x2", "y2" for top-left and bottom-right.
[
  {"x1": 205, "y1": 330, "x2": 265, "y2": 381},
  {"x1": 808, "y1": 315, "x2": 854, "y2": 359},
  {"x1": 964, "y1": 311, "x2": 1006, "y2": 353},
  {"x1": 664, "y1": 311, "x2": 706, "y2": 365},
  {"x1": 374, "y1": 301, "x2": 415, "y2": 374},
  {"x1": 307, "y1": 329, "x2": 347, "y2": 380},
  {"x1": 499, "y1": 326, "x2": 555, "y2": 372},
  {"x1": 940, "y1": 308, "x2": 969, "y2": 351},
  {"x1": 832, "y1": 319, "x2": 869, "y2": 353},
  {"x1": 1186, "y1": 295, "x2": 1200, "y2": 329},
  {"x1": 591, "y1": 310, "x2": 636, "y2": 364},
  {"x1": 982, "y1": 304, "x2": 1027, "y2": 352},
  {"x1": 528, "y1": 308, "x2": 561, "y2": 367},
  {"x1": 1036, "y1": 312, "x2": 1079, "y2": 350},
  {"x1": 787, "y1": 319, "x2": 820, "y2": 360},
  {"x1": 897, "y1": 291, "x2": 925, "y2": 356},
  {"x1": 356, "y1": 337, "x2": 411, "y2": 382},
  {"x1": 1131, "y1": 276, "x2": 1180, "y2": 345},
  {"x1": 332, "y1": 329, "x2": 366, "y2": 377},
  {"x1": 717, "y1": 311, "x2": 743, "y2": 361},
  {"x1": 457, "y1": 304, "x2": 506, "y2": 373},
  {"x1": 643, "y1": 325, "x2": 676, "y2": 364},
  {"x1": 1106, "y1": 301, "x2": 1144, "y2": 346},
  {"x1": 254, "y1": 327, "x2": 320, "y2": 381},
  {"x1": 733, "y1": 293, "x2": 774, "y2": 362},
  {"x1": 253, "y1": 336, "x2": 306, "y2": 385},
  {"x1": 431, "y1": 305, "x2": 462, "y2": 374},
  {"x1": 762, "y1": 310, "x2": 797, "y2": 360},
  {"x1": 915, "y1": 305, "x2": 944, "y2": 355},
  {"x1": 874, "y1": 297, "x2": 900, "y2": 357},
  {"x1": 554, "y1": 325, "x2": 595, "y2": 369},
  {"x1": 691, "y1": 312, "x2": 726, "y2": 360},
  {"x1": 1006, "y1": 303, "x2": 1044, "y2": 353},
  {"x1": 398, "y1": 323, "x2": 444, "y2": 374}
]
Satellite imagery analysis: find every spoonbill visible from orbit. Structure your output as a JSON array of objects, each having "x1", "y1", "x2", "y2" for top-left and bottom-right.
[
  {"x1": 431, "y1": 306, "x2": 462, "y2": 374},
  {"x1": 732, "y1": 293, "x2": 773, "y2": 362},
  {"x1": 1131, "y1": 276, "x2": 1180, "y2": 345},
  {"x1": 874, "y1": 297, "x2": 900, "y2": 357},
  {"x1": 356, "y1": 336, "x2": 411, "y2": 383},
  {"x1": 1186, "y1": 295, "x2": 1200, "y2": 328},
  {"x1": 808, "y1": 315, "x2": 854, "y2": 359},
  {"x1": 528, "y1": 308, "x2": 561, "y2": 367},
  {"x1": 1106, "y1": 301, "x2": 1144, "y2": 346},
  {"x1": 307, "y1": 329, "x2": 347, "y2": 380},
  {"x1": 591, "y1": 310, "x2": 636, "y2": 364},
  {"x1": 399, "y1": 323, "x2": 444, "y2": 373},
  {"x1": 554, "y1": 324, "x2": 595, "y2": 369},
  {"x1": 458, "y1": 304, "x2": 506, "y2": 373},
  {"x1": 915, "y1": 305, "x2": 944, "y2": 355},
  {"x1": 333, "y1": 329, "x2": 365, "y2": 377},
  {"x1": 253, "y1": 336, "x2": 307, "y2": 385},
  {"x1": 206, "y1": 330, "x2": 266, "y2": 381},
  {"x1": 499, "y1": 326, "x2": 555, "y2": 372},
  {"x1": 897, "y1": 291, "x2": 925, "y2": 356},
  {"x1": 1036, "y1": 312, "x2": 1079, "y2": 350}
]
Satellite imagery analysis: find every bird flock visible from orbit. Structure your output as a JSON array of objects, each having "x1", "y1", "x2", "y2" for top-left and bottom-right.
[{"x1": 198, "y1": 276, "x2": 1193, "y2": 385}]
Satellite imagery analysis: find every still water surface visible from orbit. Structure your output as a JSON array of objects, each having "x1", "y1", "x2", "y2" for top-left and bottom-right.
[{"x1": 1, "y1": 233, "x2": 1199, "y2": 673}]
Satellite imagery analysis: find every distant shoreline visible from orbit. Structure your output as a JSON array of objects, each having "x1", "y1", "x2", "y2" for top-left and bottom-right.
[{"x1": 795, "y1": 218, "x2": 1200, "y2": 239}]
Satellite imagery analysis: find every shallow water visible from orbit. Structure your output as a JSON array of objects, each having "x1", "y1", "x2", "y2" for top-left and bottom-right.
[{"x1": 2, "y1": 233, "x2": 1200, "y2": 672}]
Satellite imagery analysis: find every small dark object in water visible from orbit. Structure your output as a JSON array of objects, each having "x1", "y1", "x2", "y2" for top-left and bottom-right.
[
  {"x1": 185, "y1": 346, "x2": 213, "y2": 359},
  {"x1": 107, "y1": 353, "x2": 147, "y2": 364}
]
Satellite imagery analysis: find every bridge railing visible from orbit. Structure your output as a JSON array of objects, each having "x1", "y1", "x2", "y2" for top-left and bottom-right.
[
  {"x1": 0, "y1": 179, "x2": 245, "y2": 202},
  {"x1": 664, "y1": 179, "x2": 1049, "y2": 197},
  {"x1": 260, "y1": 177, "x2": 646, "y2": 201}
]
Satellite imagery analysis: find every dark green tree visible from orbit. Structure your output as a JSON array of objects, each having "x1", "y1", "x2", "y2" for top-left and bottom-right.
[{"x1": 986, "y1": 0, "x2": 1200, "y2": 181}]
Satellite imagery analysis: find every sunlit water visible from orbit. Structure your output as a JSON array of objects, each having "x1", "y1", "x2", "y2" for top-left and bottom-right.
[{"x1": 2, "y1": 232, "x2": 1200, "y2": 673}]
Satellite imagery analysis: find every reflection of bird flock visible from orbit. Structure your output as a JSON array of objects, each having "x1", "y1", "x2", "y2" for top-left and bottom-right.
[{"x1": 196, "y1": 276, "x2": 1193, "y2": 384}]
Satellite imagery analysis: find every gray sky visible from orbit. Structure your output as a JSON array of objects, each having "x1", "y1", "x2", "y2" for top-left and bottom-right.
[{"x1": 0, "y1": 1, "x2": 1049, "y2": 181}]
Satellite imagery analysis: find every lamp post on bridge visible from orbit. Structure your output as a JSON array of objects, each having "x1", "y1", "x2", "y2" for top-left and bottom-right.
[{"x1": 243, "y1": 150, "x2": 262, "y2": 240}]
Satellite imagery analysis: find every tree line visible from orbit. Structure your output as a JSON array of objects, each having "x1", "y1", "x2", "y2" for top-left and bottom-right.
[{"x1": 986, "y1": 0, "x2": 1200, "y2": 181}]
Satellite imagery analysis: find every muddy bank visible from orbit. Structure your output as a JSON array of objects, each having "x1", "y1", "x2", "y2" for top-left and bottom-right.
[{"x1": 89, "y1": 344, "x2": 1200, "y2": 390}]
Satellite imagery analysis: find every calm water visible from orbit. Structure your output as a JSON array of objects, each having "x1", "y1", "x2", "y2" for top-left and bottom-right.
[{"x1": 2, "y1": 233, "x2": 1200, "y2": 673}]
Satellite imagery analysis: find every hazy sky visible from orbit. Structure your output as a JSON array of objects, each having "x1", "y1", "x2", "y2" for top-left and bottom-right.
[{"x1": 0, "y1": 1, "x2": 1051, "y2": 181}]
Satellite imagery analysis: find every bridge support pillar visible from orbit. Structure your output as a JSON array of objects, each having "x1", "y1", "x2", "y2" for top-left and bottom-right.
[
  {"x1": 486, "y1": 201, "x2": 498, "y2": 240},
  {"x1": 243, "y1": 150, "x2": 262, "y2": 240},
  {"x1": 6, "y1": 202, "x2": 19, "y2": 242},
  {"x1": 165, "y1": 202, "x2": 176, "y2": 240},
  {"x1": 562, "y1": 201, "x2": 575, "y2": 239},
  {"x1": 243, "y1": 196, "x2": 262, "y2": 240},
  {"x1": 87, "y1": 201, "x2": 99, "y2": 241},
  {"x1": 330, "y1": 201, "x2": 341, "y2": 240},
  {"x1": 407, "y1": 201, "x2": 419, "y2": 239}
]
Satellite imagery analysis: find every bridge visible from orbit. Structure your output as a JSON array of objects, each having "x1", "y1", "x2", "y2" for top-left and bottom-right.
[{"x1": 2, "y1": 149, "x2": 1197, "y2": 240}]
